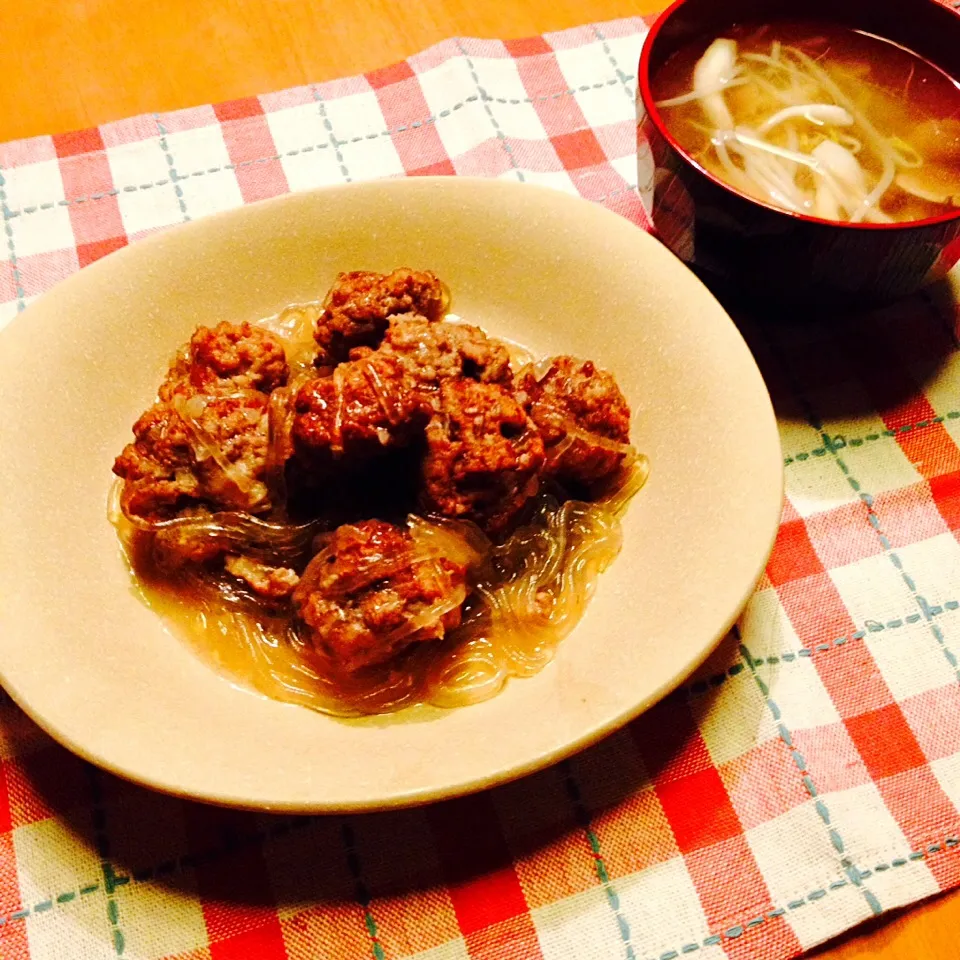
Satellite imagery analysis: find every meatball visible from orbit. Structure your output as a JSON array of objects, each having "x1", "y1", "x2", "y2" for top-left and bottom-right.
[
  {"x1": 161, "y1": 321, "x2": 288, "y2": 399},
  {"x1": 382, "y1": 317, "x2": 512, "y2": 387},
  {"x1": 516, "y1": 357, "x2": 631, "y2": 486},
  {"x1": 292, "y1": 319, "x2": 513, "y2": 466},
  {"x1": 421, "y1": 380, "x2": 545, "y2": 535},
  {"x1": 114, "y1": 390, "x2": 273, "y2": 520},
  {"x1": 114, "y1": 401, "x2": 199, "y2": 519},
  {"x1": 292, "y1": 353, "x2": 433, "y2": 466},
  {"x1": 292, "y1": 519, "x2": 468, "y2": 673},
  {"x1": 316, "y1": 268, "x2": 448, "y2": 363},
  {"x1": 113, "y1": 321, "x2": 289, "y2": 521}
]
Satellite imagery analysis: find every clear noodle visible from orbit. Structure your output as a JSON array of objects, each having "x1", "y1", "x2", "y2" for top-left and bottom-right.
[
  {"x1": 111, "y1": 302, "x2": 648, "y2": 717},
  {"x1": 112, "y1": 465, "x2": 646, "y2": 717}
]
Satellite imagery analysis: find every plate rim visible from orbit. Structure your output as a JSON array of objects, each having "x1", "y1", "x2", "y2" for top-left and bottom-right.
[{"x1": 0, "y1": 177, "x2": 784, "y2": 812}]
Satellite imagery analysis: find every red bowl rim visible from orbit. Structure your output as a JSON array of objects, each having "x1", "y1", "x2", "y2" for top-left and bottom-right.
[{"x1": 637, "y1": 0, "x2": 960, "y2": 232}]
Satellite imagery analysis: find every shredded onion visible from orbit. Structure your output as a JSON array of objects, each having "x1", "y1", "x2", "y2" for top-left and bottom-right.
[
  {"x1": 256, "y1": 302, "x2": 322, "y2": 378},
  {"x1": 655, "y1": 76, "x2": 747, "y2": 109}
]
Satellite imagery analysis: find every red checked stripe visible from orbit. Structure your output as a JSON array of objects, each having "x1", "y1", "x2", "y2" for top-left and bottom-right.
[
  {"x1": 778, "y1": 558, "x2": 960, "y2": 887},
  {"x1": 504, "y1": 37, "x2": 553, "y2": 58},
  {"x1": 632, "y1": 697, "x2": 802, "y2": 959},
  {"x1": 216, "y1": 100, "x2": 291, "y2": 205},
  {"x1": 0, "y1": 831, "x2": 27, "y2": 960},
  {"x1": 0, "y1": 762, "x2": 9, "y2": 835},
  {"x1": 833, "y1": 322, "x2": 960, "y2": 480},
  {"x1": 930, "y1": 470, "x2": 960, "y2": 535},
  {"x1": 372, "y1": 71, "x2": 452, "y2": 177},
  {"x1": 366, "y1": 61, "x2": 416, "y2": 90},
  {"x1": 428, "y1": 793, "x2": 541, "y2": 955},
  {"x1": 778, "y1": 571, "x2": 897, "y2": 718},
  {"x1": 847, "y1": 706, "x2": 960, "y2": 890},
  {"x1": 0, "y1": 749, "x2": 26, "y2": 960},
  {"x1": 632, "y1": 697, "x2": 743, "y2": 850},
  {"x1": 214, "y1": 98, "x2": 268, "y2": 122},
  {"x1": 183, "y1": 806, "x2": 287, "y2": 960},
  {"x1": 874, "y1": 764, "x2": 960, "y2": 890},
  {"x1": 687, "y1": 836, "x2": 802, "y2": 960},
  {"x1": 208, "y1": 923, "x2": 290, "y2": 960},
  {"x1": 54, "y1": 132, "x2": 129, "y2": 268},
  {"x1": 53, "y1": 127, "x2": 106, "y2": 158},
  {"x1": 888, "y1": 400, "x2": 960, "y2": 480},
  {"x1": 513, "y1": 46, "x2": 638, "y2": 203},
  {"x1": 766, "y1": 515, "x2": 827, "y2": 588},
  {"x1": 463, "y1": 913, "x2": 545, "y2": 959}
]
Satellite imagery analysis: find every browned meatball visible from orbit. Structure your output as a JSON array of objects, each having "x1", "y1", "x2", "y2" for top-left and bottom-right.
[
  {"x1": 516, "y1": 357, "x2": 632, "y2": 486},
  {"x1": 382, "y1": 317, "x2": 512, "y2": 387},
  {"x1": 421, "y1": 380, "x2": 545, "y2": 535},
  {"x1": 161, "y1": 321, "x2": 288, "y2": 399},
  {"x1": 114, "y1": 402, "x2": 199, "y2": 520},
  {"x1": 292, "y1": 519, "x2": 468, "y2": 673},
  {"x1": 292, "y1": 319, "x2": 513, "y2": 466},
  {"x1": 113, "y1": 322, "x2": 289, "y2": 521},
  {"x1": 291, "y1": 353, "x2": 432, "y2": 466},
  {"x1": 114, "y1": 389, "x2": 273, "y2": 520},
  {"x1": 316, "y1": 269, "x2": 448, "y2": 363}
]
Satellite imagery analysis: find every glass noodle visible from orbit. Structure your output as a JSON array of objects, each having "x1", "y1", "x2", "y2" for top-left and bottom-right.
[{"x1": 110, "y1": 304, "x2": 648, "y2": 718}]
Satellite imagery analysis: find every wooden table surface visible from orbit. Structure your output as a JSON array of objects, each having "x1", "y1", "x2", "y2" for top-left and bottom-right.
[{"x1": 5, "y1": 1, "x2": 960, "y2": 956}]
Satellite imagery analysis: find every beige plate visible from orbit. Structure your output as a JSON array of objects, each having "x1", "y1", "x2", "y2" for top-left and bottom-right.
[{"x1": 0, "y1": 178, "x2": 782, "y2": 812}]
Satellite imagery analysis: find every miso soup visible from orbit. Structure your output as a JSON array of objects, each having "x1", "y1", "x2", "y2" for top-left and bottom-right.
[{"x1": 651, "y1": 22, "x2": 960, "y2": 223}]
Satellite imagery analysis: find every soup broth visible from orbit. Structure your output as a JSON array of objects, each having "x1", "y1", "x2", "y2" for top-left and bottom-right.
[{"x1": 651, "y1": 22, "x2": 960, "y2": 223}]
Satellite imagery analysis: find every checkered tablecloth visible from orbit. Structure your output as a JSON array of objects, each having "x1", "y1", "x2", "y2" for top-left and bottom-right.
[{"x1": 4, "y1": 13, "x2": 960, "y2": 960}]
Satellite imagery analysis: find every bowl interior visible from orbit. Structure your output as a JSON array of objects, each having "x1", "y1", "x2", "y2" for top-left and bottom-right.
[
  {"x1": 639, "y1": 0, "x2": 960, "y2": 232},
  {"x1": 643, "y1": 0, "x2": 960, "y2": 81},
  {"x1": 0, "y1": 178, "x2": 783, "y2": 811}
]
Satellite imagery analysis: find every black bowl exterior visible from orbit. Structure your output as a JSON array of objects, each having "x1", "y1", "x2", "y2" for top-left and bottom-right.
[{"x1": 637, "y1": 0, "x2": 960, "y2": 307}]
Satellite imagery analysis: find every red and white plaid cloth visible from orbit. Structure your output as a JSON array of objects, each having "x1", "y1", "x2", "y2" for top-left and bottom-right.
[{"x1": 4, "y1": 14, "x2": 960, "y2": 960}]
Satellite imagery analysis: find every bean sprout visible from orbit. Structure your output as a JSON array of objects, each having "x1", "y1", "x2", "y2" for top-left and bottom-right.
[{"x1": 655, "y1": 34, "x2": 960, "y2": 223}]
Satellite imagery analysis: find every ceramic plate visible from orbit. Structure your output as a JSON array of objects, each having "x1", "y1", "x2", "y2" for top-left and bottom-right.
[{"x1": 0, "y1": 178, "x2": 782, "y2": 811}]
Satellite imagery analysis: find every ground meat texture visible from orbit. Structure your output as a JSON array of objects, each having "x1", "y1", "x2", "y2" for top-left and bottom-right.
[
  {"x1": 160, "y1": 321, "x2": 288, "y2": 399},
  {"x1": 292, "y1": 519, "x2": 468, "y2": 673},
  {"x1": 113, "y1": 388, "x2": 272, "y2": 521},
  {"x1": 115, "y1": 322, "x2": 288, "y2": 522},
  {"x1": 292, "y1": 319, "x2": 513, "y2": 467},
  {"x1": 421, "y1": 380, "x2": 545, "y2": 535},
  {"x1": 315, "y1": 269, "x2": 448, "y2": 363},
  {"x1": 225, "y1": 555, "x2": 300, "y2": 599},
  {"x1": 113, "y1": 402, "x2": 200, "y2": 520},
  {"x1": 382, "y1": 317, "x2": 512, "y2": 387},
  {"x1": 516, "y1": 356, "x2": 632, "y2": 486},
  {"x1": 291, "y1": 355, "x2": 432, "y2": 467}
]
